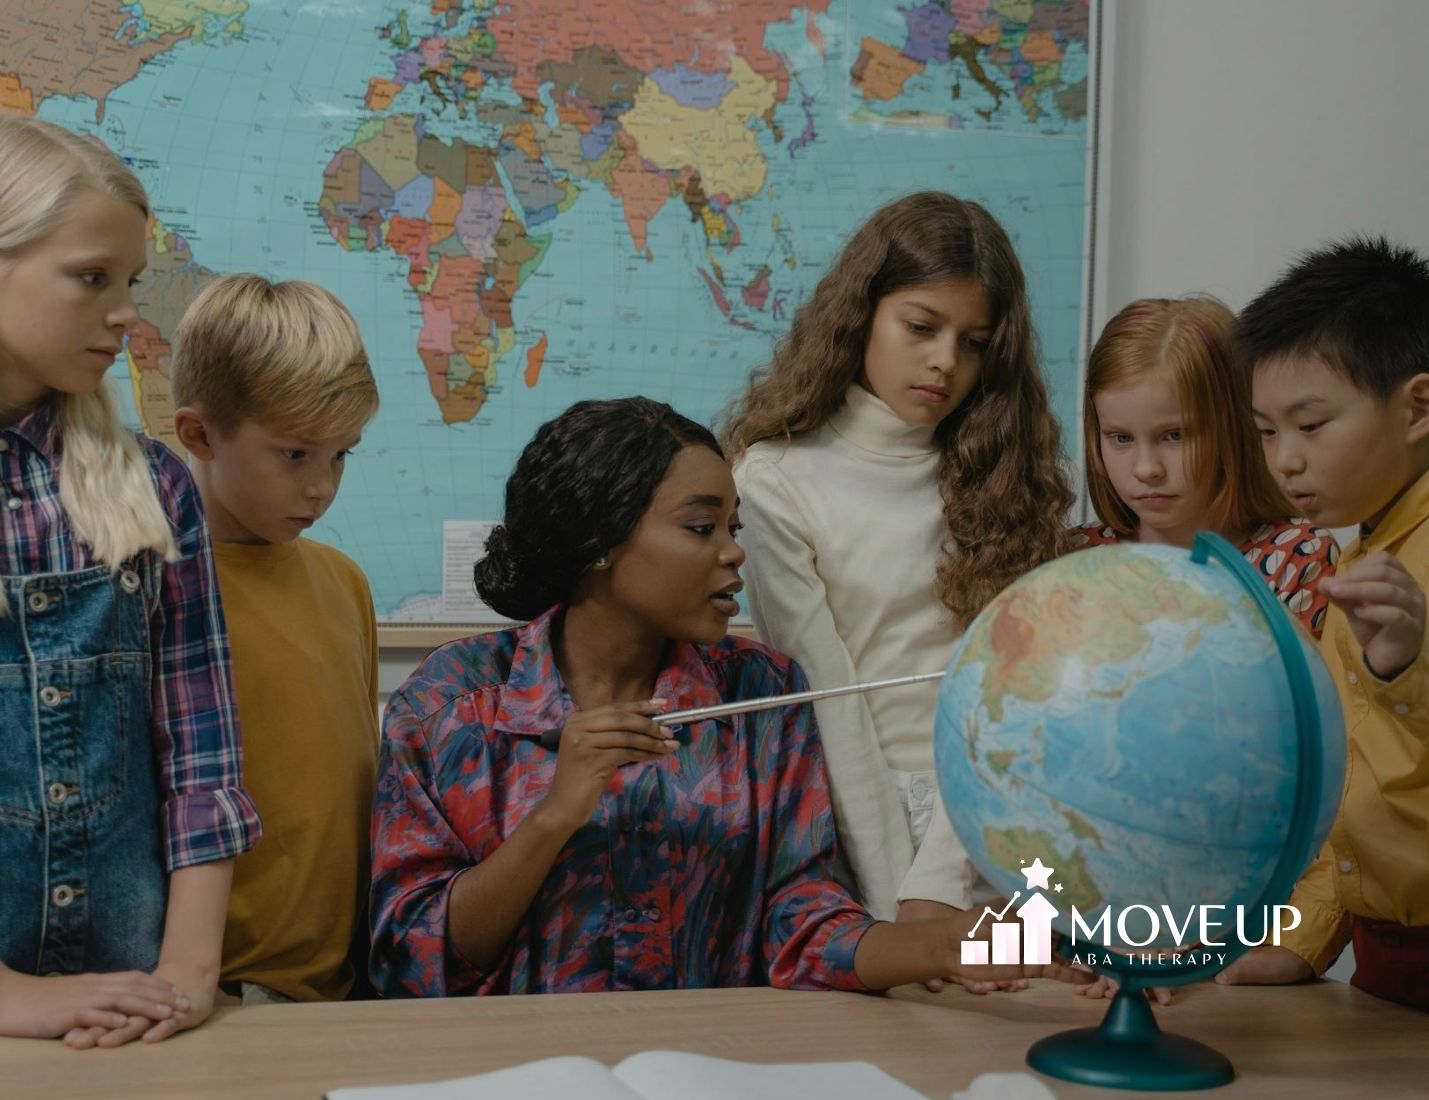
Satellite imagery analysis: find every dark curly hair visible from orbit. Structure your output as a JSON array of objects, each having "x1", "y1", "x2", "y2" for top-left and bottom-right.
[{"x1": 475, "y1": 397, "x2": 723, "y2": 620}]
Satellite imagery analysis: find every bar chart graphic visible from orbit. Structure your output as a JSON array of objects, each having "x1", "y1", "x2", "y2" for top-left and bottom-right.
[
  {"x1": 961, "y1": 889, "x2": 1059, "y2": 966},
  {"x1": 961, "y1": 893, "x2": 1019, "y2": 965}
]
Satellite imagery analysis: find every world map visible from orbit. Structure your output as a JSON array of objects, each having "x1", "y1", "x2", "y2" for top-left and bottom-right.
[{"x1": 2, "y1": 0, "x2": 1093, "y2": 621}]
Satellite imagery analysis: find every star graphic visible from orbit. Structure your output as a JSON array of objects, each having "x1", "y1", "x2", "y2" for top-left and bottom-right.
[
  {"x1": 1054, "y1": 883, "x2": 1064, "y2": 893},
  {"x1": 1021, "y1": 857, "x2": 1054, "y2": 891}
]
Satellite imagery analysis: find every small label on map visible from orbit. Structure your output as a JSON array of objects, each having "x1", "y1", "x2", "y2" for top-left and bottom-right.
[{"x1": 443, "y1": 520, "x2": 509, "y2": 623}]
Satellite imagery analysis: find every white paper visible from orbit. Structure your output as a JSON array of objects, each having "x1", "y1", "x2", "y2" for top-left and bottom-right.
[
  {"x1": 951, "y1": 1072, "x2": 1057, "y2": 1100},
  {"x1": 326, "y1": 1056, "x2": 639, "y2": 1100},
  {"x1": 326, "y1": 1051, "x2": 926, "y2": 1100},
  {"x1": 614, "y1": 1051, "x2": 925, "y2": 1099}
]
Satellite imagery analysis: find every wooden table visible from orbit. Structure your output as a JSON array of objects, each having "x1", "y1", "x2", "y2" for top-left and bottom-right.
[{"x1": 2, "y1": 980, "x2": 1424, "y2": 1099}]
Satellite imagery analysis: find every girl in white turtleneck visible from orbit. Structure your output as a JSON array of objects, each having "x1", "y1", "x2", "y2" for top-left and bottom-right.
[{"x1": 723, "y1": 193, "x2": 1074, "y2": 992}]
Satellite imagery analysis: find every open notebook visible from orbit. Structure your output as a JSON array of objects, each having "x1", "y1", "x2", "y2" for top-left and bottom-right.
[{"x1": 326, "y1": 1051, "x2": 926, "y2": 1099}]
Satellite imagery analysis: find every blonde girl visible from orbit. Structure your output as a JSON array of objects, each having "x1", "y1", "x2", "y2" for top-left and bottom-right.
[{"x1": 0, "y1": 117, "x2": 259, "y2": 1046}]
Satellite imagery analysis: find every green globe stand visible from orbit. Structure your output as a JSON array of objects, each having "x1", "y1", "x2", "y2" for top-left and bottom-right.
[
  {"x1": 1027, "y1": 986, "x2": 1233, "y2": 1090},
  {"x1": 1025, "y1": 532, "x2": 1330, "y2": 1091}
]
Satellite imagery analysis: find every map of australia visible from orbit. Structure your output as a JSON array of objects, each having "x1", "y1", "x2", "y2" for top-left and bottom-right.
[{"x1": 2, "y1": 0, "x2": 1092, "y2": 620}]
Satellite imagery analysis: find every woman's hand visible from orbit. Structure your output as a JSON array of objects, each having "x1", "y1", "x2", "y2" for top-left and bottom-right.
[
  {"x1": 930, "y1": 915, "x2": 1090, "y2": 989},
  {"x1": 896, "y1": 899, "x2": 1031, "y2": 994},
  {"x1": 538, "y1": 700, "x2": 678, "y2": 832},
  {"x1": 448, "y1": 700, "x2": 681, "y2": 971},
  {"x1": 854, "y1": 914, "x2": 1093, "y2": 991}
]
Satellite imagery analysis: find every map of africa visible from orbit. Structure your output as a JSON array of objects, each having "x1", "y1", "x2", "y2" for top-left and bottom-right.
[{"x1": 2, "y1": 0, "x2": 1093, "y2": 622}]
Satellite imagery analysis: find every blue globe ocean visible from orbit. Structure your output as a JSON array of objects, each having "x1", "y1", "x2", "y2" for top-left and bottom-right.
[{"x1": 934, "y1": 540, "x2": 1347, "y2": 954}]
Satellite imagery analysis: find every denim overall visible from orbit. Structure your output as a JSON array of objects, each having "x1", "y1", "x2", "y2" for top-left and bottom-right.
[{"x1": 0, "y1": 559, "x2": 166, "y2": 975}]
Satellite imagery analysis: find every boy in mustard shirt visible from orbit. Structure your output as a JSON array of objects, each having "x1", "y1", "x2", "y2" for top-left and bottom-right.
[
  {"x1": 1220, "y1": 238, "x2": 1429, "y2": 1010},
  {"x1": 171, "y1": 275, "x2": 381, "y2": 1003}
]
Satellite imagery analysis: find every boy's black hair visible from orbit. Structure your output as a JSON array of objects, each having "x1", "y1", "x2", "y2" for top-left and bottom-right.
[{"x1": 1234, "y1": 236, "x2": 1429, "y2": 398}]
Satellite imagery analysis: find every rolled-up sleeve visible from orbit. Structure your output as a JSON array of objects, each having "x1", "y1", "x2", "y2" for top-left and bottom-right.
[
  {"x1": 370, "y1": 689, "x2": 495, "y2": 997},
  {"x1": 145, "y1": 440, "x2": 261, "y2": 870},
  {"x1": 1280, "y1": 844, "x2": 1354, "y2": 975}
]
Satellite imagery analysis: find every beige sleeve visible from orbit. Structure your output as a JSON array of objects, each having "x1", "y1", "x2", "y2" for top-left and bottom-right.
[
  {"x1": 734, "y1": 454, "x2": 913, "y2": 919},
  {"x1": 897, "y1": 788, "x2": 975, "y2": 909}
]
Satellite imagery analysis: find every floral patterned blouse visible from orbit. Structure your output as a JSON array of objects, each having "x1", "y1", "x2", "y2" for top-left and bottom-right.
[{"x1": 370, "y1": 607, "x2": 875, "y2": 996}]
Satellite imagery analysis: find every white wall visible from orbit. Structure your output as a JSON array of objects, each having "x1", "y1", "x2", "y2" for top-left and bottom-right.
[{"x1": 1097, "y1": 0, "x2": 1429, "y2": 327}]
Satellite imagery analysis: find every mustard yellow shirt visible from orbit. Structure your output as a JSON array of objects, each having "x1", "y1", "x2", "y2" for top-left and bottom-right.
[
  {"x1": 216, "y1": 538, "x2": 379, "y2": 1001},
  {"x1": 1283, "y1": 468, "x2": 1429, "y2": 973}
]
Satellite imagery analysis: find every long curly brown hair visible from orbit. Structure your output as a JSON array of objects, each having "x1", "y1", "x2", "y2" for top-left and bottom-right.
[{"x1": 721, "y1": 191, "x2": 1074, "y2": 627}]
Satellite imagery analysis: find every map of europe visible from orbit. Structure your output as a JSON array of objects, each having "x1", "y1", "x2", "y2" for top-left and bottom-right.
[{"x1": 1, "y1": 0, "x2": 1093, "y2": 621}]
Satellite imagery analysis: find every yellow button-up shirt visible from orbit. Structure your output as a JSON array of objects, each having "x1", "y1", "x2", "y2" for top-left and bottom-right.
[{"x1": 1283, "y1": 468, "x2": 1429, "y2": 974}]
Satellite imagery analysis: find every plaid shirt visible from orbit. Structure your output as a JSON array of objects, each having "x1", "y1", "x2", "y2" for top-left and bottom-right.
[
  {"x1": 370, "y1": 607, "x2": 875, "y2": 996},
  {"x1": 1, "y1": 399, "x2": 261, "y2": 869}
]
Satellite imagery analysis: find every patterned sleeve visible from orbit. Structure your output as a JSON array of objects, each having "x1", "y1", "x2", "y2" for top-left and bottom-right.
[
  {"x1": 762, "y1": 660, "x2": 878, "y2": 991},
  {"x1": 369, "y1": 687, "x2": 487, "y2": 997},
  {"x1": 1250, "y1": 522, "x2": 1340, "y2": 640},
  {"x1": 1066, "y1": 522, "x2": 1119, "y2": 551},
  {"x1": 143, "y1": 439, "x2": 262, "y2": 870}
]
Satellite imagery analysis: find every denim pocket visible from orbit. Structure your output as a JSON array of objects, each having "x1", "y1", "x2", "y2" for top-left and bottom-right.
[{"x1": 0, "y1": 661, "x2": 43, "y2": 826}]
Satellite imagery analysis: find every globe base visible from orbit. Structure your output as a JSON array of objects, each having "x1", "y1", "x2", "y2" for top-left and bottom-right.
[{"x1": 1027, "y1": 989, "x2": 1233, "y2": 1091}]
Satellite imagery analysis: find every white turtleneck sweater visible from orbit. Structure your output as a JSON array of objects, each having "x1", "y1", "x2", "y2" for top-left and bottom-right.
[{"x1": 733, "y1": 383, "x2": 974, "y2": 919}]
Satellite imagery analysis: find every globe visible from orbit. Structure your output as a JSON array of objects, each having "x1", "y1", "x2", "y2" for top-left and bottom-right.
[{"x1": 933, "y1": 533, "x2": 1347, "y2": 1090}]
